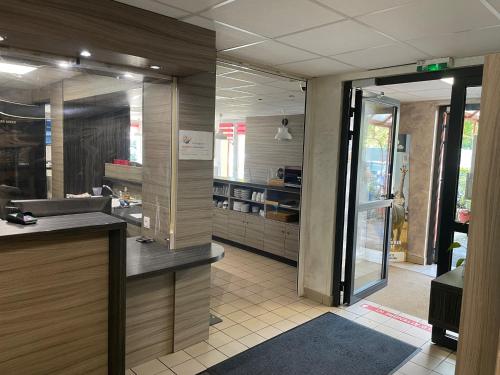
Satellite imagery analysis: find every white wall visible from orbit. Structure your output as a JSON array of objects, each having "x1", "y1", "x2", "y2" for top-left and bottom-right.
[{"x1": 297, "y1": 56, "x2": 484, "y2": 303}]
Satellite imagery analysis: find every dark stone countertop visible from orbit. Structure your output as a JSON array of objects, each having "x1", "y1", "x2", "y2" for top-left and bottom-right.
[
  {"x1": 126, "y1": 237, "x2": 224, "y2": 280},
  {"x1": 432, "y1": 266, "x2": 464, "y2": 290},
  {"x1": 112, "y1": 205, "x2": 142, "y2": 226},
  {"x1": 0, "y1": 212, "x2": 125, "y2": 240}
]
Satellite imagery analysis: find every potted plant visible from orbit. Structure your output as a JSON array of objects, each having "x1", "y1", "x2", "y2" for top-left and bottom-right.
[{"x1": 448, "y1": 241, "x2": 466, "y2": 276}]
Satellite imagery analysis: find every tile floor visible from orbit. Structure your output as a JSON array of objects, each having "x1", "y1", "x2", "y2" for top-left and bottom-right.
[{"x1": 127, "y1": 242, "x2": 456, "y2": 375}]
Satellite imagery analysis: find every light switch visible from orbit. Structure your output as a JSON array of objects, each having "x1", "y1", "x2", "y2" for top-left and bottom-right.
[{"x1": 143, "y1": 216, "x2": 151, "y2": 229}]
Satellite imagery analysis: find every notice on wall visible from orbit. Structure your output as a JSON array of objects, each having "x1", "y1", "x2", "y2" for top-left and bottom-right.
[{"x1": 179, "y1": 130, "x2": 213, "y2": 160}]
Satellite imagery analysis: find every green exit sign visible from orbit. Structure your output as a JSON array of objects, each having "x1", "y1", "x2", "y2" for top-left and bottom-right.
[{"x1": 417, "y1": 58, "x2": 454, "y2": 73}]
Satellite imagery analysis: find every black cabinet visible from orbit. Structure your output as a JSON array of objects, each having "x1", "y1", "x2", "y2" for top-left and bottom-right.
[{"x1": 428, "y1": 266, "x2": 464, "y2": 350}]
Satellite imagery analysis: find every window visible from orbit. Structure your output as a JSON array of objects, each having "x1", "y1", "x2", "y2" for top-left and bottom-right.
[{"x1": 214, "y1": 121, "x2": 245, "y2": 179}]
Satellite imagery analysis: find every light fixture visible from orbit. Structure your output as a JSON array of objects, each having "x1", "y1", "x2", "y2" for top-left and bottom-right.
[
  {"x1": 150, "y1": 65, "x2": 160, "y2": 70},
  {"x1": 124, "y1": 72, "x2": 134, "y2": 79},
  {"x1": 0, "y1": 62, "x2": 37, "y2": 75},
  {"x1": 215, "y1": 113, "x2": 227, "y2": 140},
  {"x1": 441, "y1": 77, "x2": 454, "y2": 85},
  {"x1": 80, "y1": 49, "x2": 91, "y2": 57},
  {"x1": 58, "y1": 61, "x2": 72, "y2": 68},
  {"x1": 0, "y1": 35, "x2": 5, "y2": 42},
  {"x1": 275, "y1": 118, "x2": 292, "y2": 142}
]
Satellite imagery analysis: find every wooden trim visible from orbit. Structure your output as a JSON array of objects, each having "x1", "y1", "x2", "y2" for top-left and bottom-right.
[
  {"x1": 456, "y1": 53, "x2": 500, "y2": 375},
  {"x1": 0, "y1": 0, "x2": 216, "y2": 76}
]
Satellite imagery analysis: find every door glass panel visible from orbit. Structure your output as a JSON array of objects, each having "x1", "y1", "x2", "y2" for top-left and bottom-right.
[
  {"x1": 455, "y1": 86, "x2": 481, "y2": 224},
  {"x1": 354, "y1": 207, "x2": 388, "y2": 293},
  {"x1": 451, "y1": 231, "x2": 467, "y2": 269},
  {"x1": 357, "y1": 100, "x2": 394, "y2": 203}
]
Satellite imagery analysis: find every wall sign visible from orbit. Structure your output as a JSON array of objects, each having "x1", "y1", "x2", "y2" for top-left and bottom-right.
[{"x1": 179, "y1": 130, "x2": 213, "y2": 160}]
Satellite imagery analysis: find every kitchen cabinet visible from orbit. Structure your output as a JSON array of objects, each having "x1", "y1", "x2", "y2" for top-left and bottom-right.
[
  {"x1": 264, "y1": 220, "x2": 285, "y2": 257},
  {"x1": 227, "y1": 210, "x2": 246, "y2": 243},
  {"x1": 284, "y1": 223, "x2": 300, "y2": 261},
  {"x1": 213, "y1": 208, "x2": 228, "y2": 238},
  {"x1": 244, "y1": 215, "x2": 264, "y2": 250}
]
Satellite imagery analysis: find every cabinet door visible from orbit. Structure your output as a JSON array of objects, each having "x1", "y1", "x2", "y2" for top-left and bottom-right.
[
  {"x1": 245, "y1": 216, "x2": 264, "y2": 250},
  {"x1": 284, "y1": 224, "x2": 300, "y2": 261},
  {"x1": 264, "y1": 220, "x2": 285, "y2": 256},
  {"x1": 213, "y1": 209, "x2": 228, "y2": 238},
  {"x1": 227, "y1": 211, "x2": 246, "y2": 243}
]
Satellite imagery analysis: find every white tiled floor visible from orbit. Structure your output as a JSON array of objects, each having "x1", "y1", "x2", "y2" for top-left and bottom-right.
[{"x1": 128, "y1": 242, "x2": 456, "y2": 375}]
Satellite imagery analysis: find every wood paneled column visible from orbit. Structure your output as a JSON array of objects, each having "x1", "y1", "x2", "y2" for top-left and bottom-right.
[{"x1": 456, "y1": 53, "x2": 500, "y2": 375}]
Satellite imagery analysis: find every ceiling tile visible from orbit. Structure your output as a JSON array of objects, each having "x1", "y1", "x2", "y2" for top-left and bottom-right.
[
  {"x1": 202, "y1": 0, "x2": 343, "y2": 38},
  {"x1": 387, "y1": 80, "x2": 453, "y2": 92},
  {"x1": 115, "y1": 0, "x2": 189, "y2": 18},
  {"x1": 334, "y1": 43, "x2": 428, "y2": 69},
  {"x1": 277, "y1": 20, "x2": 393, "y2": 56},
  {"x1": 216, "y1": 66, "x2": 238, "y2": 75},
  {"x1": 182, "y1": 16, "x2": 267, "y2": 50},
  {"x1": 316, "y1": 0, "x2": 414, "y2": 17},
  {"x1": 219, "y1": 41, "x2": 317, "y2": 66},
  {"x1": 156, "y1": 0, "x2": 223, "y2": 13},
  {"x1": 266, "y1": 79, "x2": 307, "y2": 91},
  {"x1": 216, "y1": 88, "x2": 256, "y2": 98},
  {"x1": 409, "y1": 88, "x2": 452, "y2": 99},
  {"x1": 483, "y1": 0, "x2": 500, "y2": 12},
  {"x1": 232, "y1": 84, "x2": 288, "y2": 95},
  {"x1": 222, "y1": 70, "x2": 279, "y2": 84},
  {"x1": 276, "y1": 57, "x2": 356, "y2": 77},
  {"x1": 407, "y1": 26, "x2": 500, "y2": 58},
  {"x1": 358, "y1": 0, "x2": 500, "y2": 41},
  {"x1": 216, "y1": 76, "x2": 256, "y2": 89}
]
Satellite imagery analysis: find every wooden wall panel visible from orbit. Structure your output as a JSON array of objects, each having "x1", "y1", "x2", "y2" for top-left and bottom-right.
[
  {"x1": 0, "y1": 0, "x2": 215, "y2": 76},
  {"x1": 142, "y1": 82, "x2": 172, "y2": 244},
  {"x1": 0, "y1": 232, "x2": 109, "y2": 374},
  {"x1": 126, "y1": 274, "x2": 174, "y2": 369},
  {"x1": 174, "y1": 73, "x2": 215, "y2": 248},
  {"x1": 245, "y1": 114, "x2": 305, "y2": 181},
  {"x1": 50, "y1": 82, "x2": 65, "y2": 199},
  {"x1": 173, "y1": 265, "x2": 211, "y2": 351},
  {"x1": 456, "y1": 54, "x2": 500, "y2": 375}
]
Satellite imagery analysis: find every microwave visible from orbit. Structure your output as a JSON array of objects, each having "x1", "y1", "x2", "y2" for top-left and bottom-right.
[{"x1": 284, "y1": 166, "x2": 302, "y2": 188}]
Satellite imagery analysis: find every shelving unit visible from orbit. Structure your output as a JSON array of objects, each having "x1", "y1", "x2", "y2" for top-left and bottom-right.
[{"x1": 212, "y1": 178, "x2": 301, "y2": 262}]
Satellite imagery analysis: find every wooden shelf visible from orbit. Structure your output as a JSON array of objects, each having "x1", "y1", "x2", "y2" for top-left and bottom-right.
[{"x1": 231, "y1": 196, "x2": 265, "y2": 204}]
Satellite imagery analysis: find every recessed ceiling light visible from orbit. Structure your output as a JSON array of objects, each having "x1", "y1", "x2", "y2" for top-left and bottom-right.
[
  {"x1": 0, "y1": 62, "x2": 37, "y2": 75},
  {"x1": 58, "y1": 61, "x2": 72, "y2": 68},
  {"x1": 0, "y1": 35, "x2": 6, "y2": 42},
  {"x1": 441, "y1": 77, "x2": 454, "y2": 85},
  {"x1": 124, "y1": 72, "x2": 134, "y2": 79},
  {"x1": 150, "y1": 65, "x2": 160, "y2": 70},
  {"x1": 80, "y1": 50, "x2": 91, "y2": 57}
]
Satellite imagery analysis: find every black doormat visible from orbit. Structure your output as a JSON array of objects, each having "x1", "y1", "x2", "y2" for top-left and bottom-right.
[{"x1": 201, "y1": 313, "x2": 418, "y2": 375}]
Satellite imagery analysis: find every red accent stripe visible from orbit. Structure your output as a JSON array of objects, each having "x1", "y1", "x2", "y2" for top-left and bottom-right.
[{"x1": 362, "y1": 304, "x2": 432, "y2": 332}]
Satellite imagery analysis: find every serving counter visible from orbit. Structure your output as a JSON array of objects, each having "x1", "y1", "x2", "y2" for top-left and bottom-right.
[
  {"x1": 125, "y1": 238, "x2": 224, "y2": 368},
  {"x1": 0, "y1": 212, "x2": 127, "y2": 374},
  {"x1": 0, "y1": 213, "x2": 224, "y2": 373}
]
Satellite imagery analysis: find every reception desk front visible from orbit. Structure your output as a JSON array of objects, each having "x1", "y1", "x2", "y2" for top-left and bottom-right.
[
  {"x1": 0, "y1": 213, "x2": 224, "y2": 374},
  {"x1": 125, "y1": 238, "x2": 224, "y2": 368},
  {"x1": 0, "y1": 212, "x2": 127, "y2": 375}
]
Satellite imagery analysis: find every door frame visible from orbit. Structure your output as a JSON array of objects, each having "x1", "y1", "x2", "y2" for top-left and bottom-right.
[
  {"x1": 342, "y1": 91, "x2": 399, "y2": 305},
  {"x1": 332, "y1": 65, "x2": 484, "y2": 307}
]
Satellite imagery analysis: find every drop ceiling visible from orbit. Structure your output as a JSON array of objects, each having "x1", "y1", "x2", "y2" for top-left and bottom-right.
[
  {"x1": 215, "y1": 64, "x2": 306, "y2": 120},
  {"x1": 116, "y1": 0, "x2": 500, "y2": 77},
  {"x1": 365, "y1": 80, "x2": 483, "y2": 103}
]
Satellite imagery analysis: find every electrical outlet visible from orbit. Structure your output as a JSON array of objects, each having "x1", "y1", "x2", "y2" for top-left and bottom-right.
[{"x1": 143, "y1": 216, "x2": 150, "y2": 229}]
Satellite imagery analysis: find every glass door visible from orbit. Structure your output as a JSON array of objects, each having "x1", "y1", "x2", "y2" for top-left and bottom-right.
[{"x1": 343, "y1": 90, "x2": 399, "y2": 304}]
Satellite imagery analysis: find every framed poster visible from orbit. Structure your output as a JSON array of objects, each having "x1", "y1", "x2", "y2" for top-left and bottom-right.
[{"x1": 179, "y1": 130, "x2": 213, "y2": 160}]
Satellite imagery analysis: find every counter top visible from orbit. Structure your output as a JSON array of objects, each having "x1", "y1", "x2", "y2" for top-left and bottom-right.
[
  {"x1": 112, "y1": 205, "x2": 142, "y2": 226},
  {"x1": 126, "y1": 237, "x2": 224, "y2": 280},
  {"x1": 0, "y1": 212, "x2": 126, "y2": 240},
  {"x1": 433, "y1": 267, "x2": 464, "y2": 290}
]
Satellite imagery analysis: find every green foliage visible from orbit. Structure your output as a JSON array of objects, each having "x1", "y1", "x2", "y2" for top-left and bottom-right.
[
  {"x1": 456, "y1": 258, "x2": 465, "y2": 268},
  {"x1": 461, "y1": 119, "x2": 474, "y2": 150}
]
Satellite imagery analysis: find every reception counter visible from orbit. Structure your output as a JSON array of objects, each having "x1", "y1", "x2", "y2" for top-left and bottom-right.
[
  {"x1": 125, "y1": 238, "x2": 224, "y2": 368},
  {"x1": 0, "y1": 213, "x2": 224, "y2": 373},
  {"x1": 0, "y1": 212, "x2": 127, "y2": 375}
]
